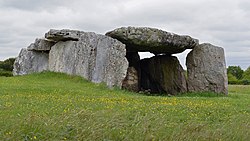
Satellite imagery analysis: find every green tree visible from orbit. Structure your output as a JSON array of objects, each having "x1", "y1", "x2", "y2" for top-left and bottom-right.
[
  {"x1": 243, "y1": 67, "x2": 250, "y2": 80},
  {"x1": 0, "y1": 58, "x2": 16, "y2": 71},
  {"x1": 227, "y1": 66, "x2": 244, "y2": 80},
  {"x1": 227, "y1": 73, "x2": 239, "y2": 84}
]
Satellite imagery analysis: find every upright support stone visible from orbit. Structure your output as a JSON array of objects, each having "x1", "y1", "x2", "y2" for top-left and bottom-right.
[
  {"x1": 122, "y1": 67, "x2": 139, "y2": 92},
  {"x1": 48, "y1": 30, "x2": 128, "y2": 88},
  {"x1": 13, "y1": 48, "x2": 49, "y2": 75},
  {"x1": 186, "y1": 43, "x2": 228, "y2": 95},
  {"x1": 140, "y1": 55, "x2": 187, "y2": 95},
  {"x1": 122, "y1": 52, "x2": 140, "y2": 92},
  {"x1": 13, "y1": 37, "x2": 55, "y2": 75}
]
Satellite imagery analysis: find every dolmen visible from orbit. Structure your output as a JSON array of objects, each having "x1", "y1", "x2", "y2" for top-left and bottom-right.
[{"x1": 13, "y1": 27, "x2": 228, "y2": 95}]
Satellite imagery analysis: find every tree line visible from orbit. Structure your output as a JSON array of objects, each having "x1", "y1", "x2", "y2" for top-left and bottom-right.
[
  {"x1": 227, "y1": 66, "x2": 250, "y2": 85},
  {"x1": 0, "y1": 58, "x2": 15, "y2": 77}
]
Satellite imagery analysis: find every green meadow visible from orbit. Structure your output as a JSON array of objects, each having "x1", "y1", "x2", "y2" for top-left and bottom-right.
[{"x1": 0, "y1": 72, "x2": 249, "y2": 140}]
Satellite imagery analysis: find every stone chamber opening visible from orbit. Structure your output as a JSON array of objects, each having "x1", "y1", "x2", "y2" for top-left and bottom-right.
[{"x1": 122, "y1": 51, "x2": 189, "y2": 95}]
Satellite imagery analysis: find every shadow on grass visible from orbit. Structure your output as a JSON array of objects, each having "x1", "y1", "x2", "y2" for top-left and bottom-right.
[
  {"x1": 175, "y1": 92, "x2": 226, "y2": 98},
  {"x1": 118, "y1": 89, "x2": 227, "y2": 98}
]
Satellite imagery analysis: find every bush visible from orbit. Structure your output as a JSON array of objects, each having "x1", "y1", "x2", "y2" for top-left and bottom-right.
[
  {"x1": 227, "y1": 66, "x2": 244, "y2": 80},
  {"x1": 227, "y1": 66, "x2": 250, "y2": 85},
  {"x1": 0, "y1": 70, "x2": 13, "y2": 77},
  {"x1": 0, "y1": 58, "x2": 16, "y2": 71},
  {"x1": 0, "y1": 58, "x2": 15, "y2": 77},
  {"x1": 228, "y1": 73, "x2": 239, "y2": 84},
  {"x1": 241, "y1": 79, "x2": 250, "y2": 85},
  {"x1": 243, "y1": 67, "x2": 250, "y2": 80}
]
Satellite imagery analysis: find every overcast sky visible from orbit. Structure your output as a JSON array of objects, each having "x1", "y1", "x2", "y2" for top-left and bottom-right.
[{"x1": 0, "y1": 0, "x2": 249, "y2": 69}]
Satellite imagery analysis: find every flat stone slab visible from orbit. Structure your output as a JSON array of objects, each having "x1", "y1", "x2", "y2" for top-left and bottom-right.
[
  {"x1": 27, "y1": 38, "x2": 55, "y2": 51},
  {"x1": 106, "y1": 27, "x2": 199, "y2": 54},
  {"x1": 45, "y1": 29, "x2": 81, "y2": 41}
]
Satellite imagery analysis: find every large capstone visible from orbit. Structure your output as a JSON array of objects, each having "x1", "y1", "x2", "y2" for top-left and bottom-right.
[
  {"x1": 140, "y1": 55, "x2": 187, "y2": 95},
  {"x1": 186, "y1": 43, "x2": 228, "y2": 95},
  {"x1": 13, "y1": 48, "x2": 49, "y2": 75},
  {"x1": 106, "y1": 27, "x2": 199, "y2": 55},
  {"x1": 48, "y1": 30, "x2": 128, "y2": 88}
]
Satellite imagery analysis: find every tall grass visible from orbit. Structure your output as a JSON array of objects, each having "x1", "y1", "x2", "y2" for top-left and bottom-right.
[{"x1": 0, "y1": 72, "x2": 249, "y2": 140}]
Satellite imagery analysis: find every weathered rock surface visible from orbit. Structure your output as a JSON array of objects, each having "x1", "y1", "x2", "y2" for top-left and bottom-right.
[
  {"x1": 186, "y1": 43, "x2": 228, "y2": 95},
  {"x1": 122, "y1": 52, "x2": 141, "y2": 91},
  {"x1": 122, "y1": 67, "x2": 139, "y2": 92},
  {"x1": 140, "y1": 55, "x2": 187, "y2": 95},
  {"x1": 45, "y1": 29, "x2": 81, "y2": 42},
  {"x1": 48, "y1": 31, "x2": 128, "y2": 88},
  {"x1": 106, "y1": 27, "x2": 199, "y2": 54},
  {"x1": 13, "y1": 48, "x2": 49, "y2": 75},
  {"x1": 27, "y1": 38, "x2": 55, "y2": 51}
]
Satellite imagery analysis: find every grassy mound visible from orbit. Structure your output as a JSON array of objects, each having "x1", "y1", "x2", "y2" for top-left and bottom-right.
[{"x1": 0, "y1": 72, "x2": 249, "y2": 140}]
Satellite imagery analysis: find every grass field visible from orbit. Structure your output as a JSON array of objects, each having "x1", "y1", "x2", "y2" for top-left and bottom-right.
[{"x1": 0, "y1": 72, "x2": 249, "y2": 140}]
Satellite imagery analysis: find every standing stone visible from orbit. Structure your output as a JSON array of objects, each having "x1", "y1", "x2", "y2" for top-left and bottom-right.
[
  {"x1": 13, "y1": 48, "x2": 49, "y2": 75},
  {"x1": 48, "y1": 30, "x2": 128, "y2": 88},
  {"x1": 122, "y1": 67, "x2": 139, "y2": 92},
  {"x1": 48, "y1": 41, "x2": 80, "y2": 76},
  {"x1": 186, "y1": 43, "x2": 228, "y2": 95},
  {"x1": 122, "y1": 52, "x2": 141, "y2": 92},
  {"x1": 13, "y1": 37, "x2": 54, "y2": 76},
  {"x1": 140, "y1": 55, "x2": 187, "y2": 95},
  {"x1": 106, "y1": 27, "x2": 199, "y2": 55},
  {"x1": 27, "y1": 38, "x2": 55, "y2": 51}
]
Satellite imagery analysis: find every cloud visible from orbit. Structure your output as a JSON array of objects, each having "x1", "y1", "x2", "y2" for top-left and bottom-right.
[{"x1": 0, "y1": 0, "x2": 249, "y2": 69}]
